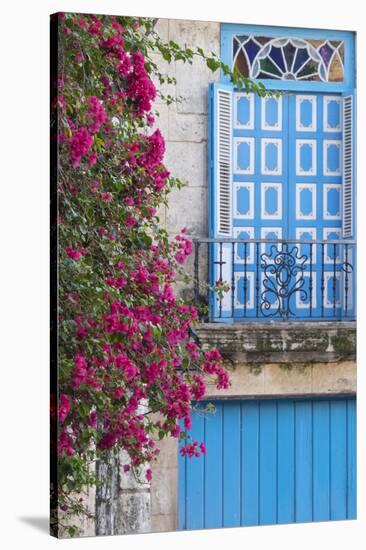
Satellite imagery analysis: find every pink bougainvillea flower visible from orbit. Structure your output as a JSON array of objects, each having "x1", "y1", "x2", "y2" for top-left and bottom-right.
[
  {"x1": 75, "y1": 52, "x2": 85, "y2": 64},
  {"x1": 125, "y1": 215, "x2": 137, "y2": 227},
  {"x1": 101, "y1": 192, "x2": 113, "y2": 202},
  {"x1": 58, "y1": 431, "x2": 74, "y2": 456},
  {"x1": 86, "y1": 96, "x2": 108, "y2": 134},
  {"x1": 87, "y1": 151, "x2": 98, "y2": 166},
  {"x1": 175, "y1": 252, "x2": 185, "y2": 264},
  {"x1": 199, "y1": 442, "x2": 207, "y2": 455},
  {"x1": 114, "y1": 387, "x2": 125, "y2": 399},
  {"x1": 55, "y1": 15, "x2": 231, "y2": 486},
  {"x1": 90, "y1": 179, "x2": 100, "y2": 193},
  {"x1": 65, "y1": 245, "x2": 82, "y2": 261},
  {"x1": 77, "y1": 18, "x2": 87, "y2": 29},
  {"x1": 184, "y1": 416, "x2": 192, "y2": 430},
  {"x1": 114, "y1": 354, "x2": 138, "y2": 381},
  {"x1": 124, "y1": 196, "x2": 134, "y2": 206},
  {"x1": 70, "y1": 127, "x2": 94, "y2": 167},
  {"x1": 71, "y1": 354, "x2": 88, "y2": 388},
  {"x1": 88, "y1": 17, "x2": 102, "y2": 36},
  {"x1": 58, "y1": 394, "x2": 71, "y2": 423}
]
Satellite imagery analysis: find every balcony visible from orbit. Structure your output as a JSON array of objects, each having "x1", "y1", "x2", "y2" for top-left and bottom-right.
[{"x1": 193, "y1": 238, "x2": 356, "y2": 323}]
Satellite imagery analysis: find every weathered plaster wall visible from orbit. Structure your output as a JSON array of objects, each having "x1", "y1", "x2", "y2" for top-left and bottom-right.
[
  {"x1": 95, "y1": 449, "x2": 151, "y2": 537},
  {"x1": 57, "y1": 461, "x2": 96, "y2": 538},
  {"x1": 151, "y1": 18, "x2": 220, "y2": 299},
  {"x1": 149, "y1": 18, "x2": 221, "y2": 532}
]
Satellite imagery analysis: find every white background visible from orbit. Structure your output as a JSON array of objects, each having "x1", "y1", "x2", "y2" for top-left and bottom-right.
[{"x1": 0, "y1": 0, "x2": 365, "y2": 548}]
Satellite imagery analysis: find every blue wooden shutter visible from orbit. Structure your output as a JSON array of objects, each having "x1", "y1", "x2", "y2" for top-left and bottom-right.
[
  {"x1": 209, "y1": 83, "x2": 234, "y2": 320},
  {"x1": 342, "y1": 94, "x2": 354, "y2": 238}
]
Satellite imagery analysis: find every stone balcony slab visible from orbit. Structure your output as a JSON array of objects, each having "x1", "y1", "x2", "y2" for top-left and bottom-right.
[{"x1": 192, "y1": 321, "x2": 356, "y2": 363}]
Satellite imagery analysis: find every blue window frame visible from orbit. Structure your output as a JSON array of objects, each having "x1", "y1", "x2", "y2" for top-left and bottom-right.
[
  {"x1": 221, "y1": 24, "x2": 355, "y2": 93},
  {"x1": 208, "y1": 25, "x2": 356, "y2": 322}
]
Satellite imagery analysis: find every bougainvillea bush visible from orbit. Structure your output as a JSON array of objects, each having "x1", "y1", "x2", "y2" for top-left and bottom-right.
[{"x1": 51, "y1": 12, "x2": 263, "y2": 534}]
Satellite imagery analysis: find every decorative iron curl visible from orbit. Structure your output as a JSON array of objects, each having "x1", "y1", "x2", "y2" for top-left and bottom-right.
[
  {"x1": 260, "y1": 244, "x2": 308, "y2": 319},
  {"x1": 340, "y1": 261, "x2": 353, "y2": 274}
]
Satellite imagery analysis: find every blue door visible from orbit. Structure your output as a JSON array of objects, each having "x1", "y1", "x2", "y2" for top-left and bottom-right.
[
  {"x1": 288, "y1": 93, "x2": 344, "y2": 318},
  {"x1": 178, "y1": 397, "x2": 356, "y2": 529},
  {"x1": 209, "y1": 85, "x2": 355, "y2": 321}
]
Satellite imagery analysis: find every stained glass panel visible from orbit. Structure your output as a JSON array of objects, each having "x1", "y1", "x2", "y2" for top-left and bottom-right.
[
  {"x1": 270, "y1": 46, "x2": 286, "y2": 73},
  {"x1": 232, "y1": 35, "x2": 345, "y2": 82}
]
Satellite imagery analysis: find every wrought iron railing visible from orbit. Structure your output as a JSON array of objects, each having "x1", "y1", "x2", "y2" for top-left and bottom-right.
[{"x1": 193, "y1": 238, "x2": 356, "y2": 322}]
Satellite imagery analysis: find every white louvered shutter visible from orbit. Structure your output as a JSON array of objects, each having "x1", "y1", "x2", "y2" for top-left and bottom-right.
[
  {"x1": 342, "y1": 95, "x2": 354, "y2": 238},
  {"x1": 214, "y1": 85, "x2": 233, "y2": 237},
  {"x1": 209, "y1": 83, "x2": 234, "y2": 321}
]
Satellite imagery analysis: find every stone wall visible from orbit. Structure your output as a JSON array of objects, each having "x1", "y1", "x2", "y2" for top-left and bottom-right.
[
  {"x1": 95, "y1": 449, "x2": 151, "y2": 537},
  {"x1": 57, "y1": 462, "x2": 96, "y2": 538},
  {"x1": 151, "y1": 17, "x2": 220, "y2": 298},
  {"x1": 149, "y1": 18, "x2": 221, "y2": 532}
]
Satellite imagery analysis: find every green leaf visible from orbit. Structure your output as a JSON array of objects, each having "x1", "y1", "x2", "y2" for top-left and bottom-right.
[{"x1": 68, "y1": 525, "x2": 78, "y2": 538}]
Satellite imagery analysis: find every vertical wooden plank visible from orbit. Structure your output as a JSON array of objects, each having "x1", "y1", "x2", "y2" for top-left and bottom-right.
[
  {"x1": 330, "y1": 400, "x2": 347, "y2": 520},
  {"x1": 259, "y1": 400, "x2": 277, "y2": 525},
  {"x1": 347, "y1": 399, "x2": 357, "y2": 519},
  {"x1": 313, "y1": 400, "x2": 330, "y2": 521},
  {"x1": 223, "y1": 401, "x2": 241, "y2": 527},
  {"x1": 185, "y1": 409, "x2": 205, "y2": 530},
  {"x1": 277, "y1": 400, "x2": 295, "y2": 524},
  {"x1": 295, "y1": 401, "x2": 313, "y2": 522},
  {"x1": 242, "y1": 401, "x2": 260, "y2": 526},
  {"x1": 204, "y1": 403, "x2": 223, "y2": 528}
]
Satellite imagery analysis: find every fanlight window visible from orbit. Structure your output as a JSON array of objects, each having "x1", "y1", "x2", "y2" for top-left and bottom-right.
[{"x1": 233, "y1": 36, "x2": 344, "y2": 82}]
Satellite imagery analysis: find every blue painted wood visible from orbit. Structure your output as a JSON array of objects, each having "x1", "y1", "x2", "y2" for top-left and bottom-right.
[
  {"x1": 208, "y1": 24, "x2": 356, "y2": 322},
  {"x1": 179, "y1": 397, "x2": 356, "y2": 529},
  {"x1": 330, "y1": 400, "x2": 348, "y2": 519},
  {"x1": 223, "y1": 402, "x2": 241, "y2": 527},
  {"x1": 212, "y1": 87, "x2": 355, "y2": 321},
  {"x1": 241, "y1": 401, "x2": 259, "y2": 525},
  {"x1": 277, "y1": 400, "x2": 295, "y2": 523},
  {"x1": 204, "y1": 403, "x2": 223, "y2": 528},
  {"x1": 313, "y1": 400, "x2": 331, "y2": 521},
  {"x1": 259, "y1": 401, "x2": 277, "y2": 524},
  {"x1": 185, "y1": 409, "x2": 205, "y2": 530},
  {"x1": 231, "y1": 92, "x2": 289, "y2": 319},
  {"x1": 288, "y1": 92, "x2": 344, "y2": 320},
  {"x1": 295, "y1": 401, "x2": 313, "y2": 522},
  {"x1": 347, "y1": 399, "x2": 357, "y2": 519}
]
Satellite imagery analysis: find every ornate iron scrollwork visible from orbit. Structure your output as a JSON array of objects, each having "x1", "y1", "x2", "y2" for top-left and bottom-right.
[{"x1": 260, "y1": 243, "x2": 308, "y2": 320}]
